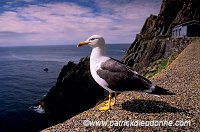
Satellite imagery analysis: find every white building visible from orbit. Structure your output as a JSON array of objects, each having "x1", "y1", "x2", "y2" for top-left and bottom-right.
[{"x1": 172, "y1": 20, "x2": 200, "y2": 38}]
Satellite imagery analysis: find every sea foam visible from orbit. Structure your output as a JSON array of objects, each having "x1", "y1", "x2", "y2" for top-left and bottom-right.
[{"x1": 31, "y1": 105, "x2": 45, "y2": 114}]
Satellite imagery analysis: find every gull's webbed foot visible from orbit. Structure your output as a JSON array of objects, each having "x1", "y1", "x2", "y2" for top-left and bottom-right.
[
  {"x1": 99, "y1": 93, "x2": 116, "y2": 111},
  {"x1": 105, "y1": 101, "x2": 115, "y2": 106},
  {"x1": 99, "y1": 105, "x2": 111, "y2": 110}
]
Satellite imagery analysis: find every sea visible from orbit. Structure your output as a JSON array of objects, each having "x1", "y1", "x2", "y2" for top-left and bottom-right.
[{"x1": 0, "y1": 44, "x2": 130, "y2": 132}]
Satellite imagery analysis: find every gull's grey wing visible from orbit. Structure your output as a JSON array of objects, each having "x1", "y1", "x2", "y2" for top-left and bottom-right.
[{"x1": 96, "y1": 58, "x2": 153, "y2": 92}]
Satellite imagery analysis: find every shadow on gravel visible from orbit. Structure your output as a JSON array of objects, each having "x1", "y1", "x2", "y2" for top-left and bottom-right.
[{"x1": 122, "y1": 99, "x2": 185, "y2": 113}]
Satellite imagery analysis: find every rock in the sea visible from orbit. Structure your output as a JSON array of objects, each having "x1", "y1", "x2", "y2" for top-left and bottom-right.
[{"x1": 39, "y1": 57, "x2": 105, "y2": 118}]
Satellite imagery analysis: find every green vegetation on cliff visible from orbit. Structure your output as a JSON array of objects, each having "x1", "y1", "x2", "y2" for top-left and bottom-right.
[{"x1": 123, "y1": 0, "x2": 200, "y2": 73}]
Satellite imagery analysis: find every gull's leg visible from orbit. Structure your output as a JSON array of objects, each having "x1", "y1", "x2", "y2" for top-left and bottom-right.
[
  {"x1": 99, "y1": 93, "x2": 112, "y2": 110},
  {"x1": 105, "y1": 93, "x2": 116, "y2": 106}
]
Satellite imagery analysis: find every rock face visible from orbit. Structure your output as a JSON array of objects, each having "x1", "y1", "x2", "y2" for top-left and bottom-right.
[
  {"x1": 40, "y1": 57, "x2": 105, "y2": 118},
  {"x1": 41, "y1": 41, "x2": 200, "y2": 132},
  {"x1": 39, "y1": 0, "x2": 200, "y2": 127},
  {"x1": 122, "y1": 0, "x2": 200, "y2": 73}
]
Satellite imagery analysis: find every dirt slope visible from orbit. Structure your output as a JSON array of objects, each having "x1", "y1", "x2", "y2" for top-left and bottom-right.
[{"x1": 41, "y1": 42, "x2": 200, "y2": 131}]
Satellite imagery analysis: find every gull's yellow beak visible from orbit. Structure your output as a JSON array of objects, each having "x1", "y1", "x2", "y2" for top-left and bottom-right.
[{"x1": 77, "y1": 41, "x2": 89, "y2": 48}]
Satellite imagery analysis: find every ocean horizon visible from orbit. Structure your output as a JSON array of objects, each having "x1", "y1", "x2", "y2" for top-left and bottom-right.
[{"x1": 0, "y1": 44, "x2": 130, "y2": 132}]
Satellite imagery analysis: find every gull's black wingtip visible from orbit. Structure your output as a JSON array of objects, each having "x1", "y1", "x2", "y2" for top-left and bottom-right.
[{"x1": 151, "y1": 86, "x2": 176, "y2": 95}]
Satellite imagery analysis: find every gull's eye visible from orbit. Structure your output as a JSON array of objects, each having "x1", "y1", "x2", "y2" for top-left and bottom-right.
[{"x1": 90, "y1": 38, "x2": 95, "y2": 41}]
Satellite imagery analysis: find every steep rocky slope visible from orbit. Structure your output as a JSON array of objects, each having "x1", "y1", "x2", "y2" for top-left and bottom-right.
[
  {"x1": 39, "y1": 57, "x2": 105, "y2": 123},
  {"x1": 41, "y1": 41, "x2": 200, "y2": 132},
  {"x1": 122, "y1": 0, "x2": 200, "y2": 73},
  {"x1": 39, "y1": 0, "x2": 200, "y2": 129}
]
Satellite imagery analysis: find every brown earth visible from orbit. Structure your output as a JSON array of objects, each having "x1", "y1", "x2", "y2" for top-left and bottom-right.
[{"x1": 41, "y1": 42, "x2": 200, "y2": 131}]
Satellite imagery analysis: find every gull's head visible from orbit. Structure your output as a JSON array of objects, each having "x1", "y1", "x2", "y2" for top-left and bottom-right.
[{"x1": 77, "y1": 35, "x2": 105, "y2": 48}]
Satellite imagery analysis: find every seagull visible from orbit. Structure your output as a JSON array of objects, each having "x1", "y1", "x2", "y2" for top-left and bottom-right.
[{"x1": 77, "y1": 35, "x2": 172, "y2": 110}]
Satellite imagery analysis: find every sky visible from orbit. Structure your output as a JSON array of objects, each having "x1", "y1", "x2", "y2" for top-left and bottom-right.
[{"x1": 0, "y1": 0, "x2": 162, "y2": 46}]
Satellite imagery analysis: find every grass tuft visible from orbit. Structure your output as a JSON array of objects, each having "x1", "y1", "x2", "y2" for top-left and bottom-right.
[{"x1": 144, "y1": 59, "x2": 169, "y2": 78}]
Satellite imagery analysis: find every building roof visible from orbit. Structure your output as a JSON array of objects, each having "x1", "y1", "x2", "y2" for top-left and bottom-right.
[{"x1": 173, "y1": 20, "x2": 200, "y2": 28}]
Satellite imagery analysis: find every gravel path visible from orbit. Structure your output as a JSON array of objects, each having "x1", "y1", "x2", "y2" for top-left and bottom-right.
[{"x1": 41, "y1": 42, "x2": 200, "y2": 131}]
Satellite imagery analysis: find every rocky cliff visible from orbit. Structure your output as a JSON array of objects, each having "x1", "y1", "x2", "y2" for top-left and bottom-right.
[
  {"x1": 39, "y1": 0, "x2": 200, "y2": 129},
  {"x1": 122, "y1": 0, "x2": 200, "y2": 73},
  {"x1": 42, "y1": 41, "x2": 200, "y2": 132},
  {"x1": 39, "y1": 57, "x2": 105, "y2": 122}
]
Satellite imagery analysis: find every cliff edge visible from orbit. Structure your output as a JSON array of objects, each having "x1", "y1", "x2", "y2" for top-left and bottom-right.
[
  {"x1": 39, "y1": 57, "x2": 105, "y2": 124},
  {"x1": 39, "y1": 0, "x2": 200, "y2": 130},
  {"x1": 41, "y1": 41, "x2": 200, "y2": 131},
  {"x1": 122, "y1": 0, "x2": 200, "y2": 73}
]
